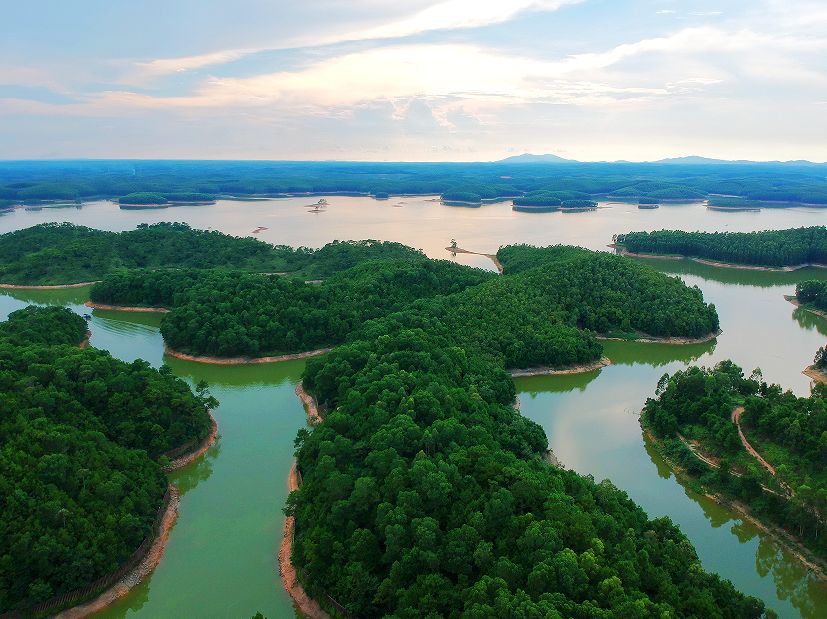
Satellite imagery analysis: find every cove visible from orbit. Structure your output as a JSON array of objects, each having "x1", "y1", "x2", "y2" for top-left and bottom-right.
[{"x1": 2, "y1": 197, "x2": 827, "y2": 617}]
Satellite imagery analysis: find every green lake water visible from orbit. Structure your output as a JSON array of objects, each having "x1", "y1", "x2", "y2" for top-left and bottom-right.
[{"x1": 2, "y1": 197, "x2": 827, "y2": 617}]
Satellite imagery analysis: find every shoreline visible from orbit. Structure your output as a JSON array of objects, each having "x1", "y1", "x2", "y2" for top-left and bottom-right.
[
  {"x1": 164, "y1": 345, "x2": 330, "y2": 365},
  {"x1": 86, "y1": 301, "x2": 170, "y2": 313},
  {"x1": 0, "y1": 280, "x2": 99, "y2": 290},
  {"x1": 612, "y1": 245, "x2": 827, "y2": 272},
  {"x1": 595, "y1": 329, "x2": 721, "y2": 345},
  {"x1": 804, "y1": 366, "x2": 827, "y2": 385},
  {"x1": 279, "y1": 383, "x2": 330, "y2": 619},
  {"x1": 79, "y1": 330, "x2": 92, "y2": 349},
  {"x1": 785, "y1": 295, "x2": 827, "y2": 319},
  {"x1": 163, "y1": 412, "x2": 219, "y2": 471},
  {"x1": 55, "y1": 485, "x2": 181, "y2": 618},
  {"x1": 53, "y1": 412, "x2": 218, "y2": 617},
  {"x1": 642, "y1": 424, "x2": 827, "y2": 581},
  {"x1": 510, "y1": 356, "x2": 612, "y2": 378},
  {"x1": 445, "y1": 246, "x2": 504, "y2": 274}
]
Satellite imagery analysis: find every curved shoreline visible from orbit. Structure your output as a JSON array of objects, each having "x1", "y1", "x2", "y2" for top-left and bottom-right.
[
  {"x1": 642, "y1": 427, "x2": 827, "y2": 581},
  {"x1": 613, "y1": 246, "x2": 827, "y2": 272},
  {"x1": 86, "y1": 301, "x2": 170, "y2": 313},
  {"x1": 0, "y1": 280, "x2": 99, "y2": 290},
  {"x1": 785, "y1": 295, "x2": 827, "y2": 319},
  {"x1": 55, "y1": 485, "x2": 181, "y2": 619},
  {"x1": 53, "y1": 413, "x2": 218, "y2": 617},
  {"x1": 279, "y1": 384, "x2": 330, "y2": 619},
  {"x1": 164, "y1": 345, "x2": 330, "y2": 365},
  {"x1": 163, "y1": 411, "x2": 219, "y2": 471},
  {"x1": 595, "y1": 329, "x2": 721, "y2": 345},
  {"x1": 510, "y1": 356, "x2": 612, "y2": 378}
]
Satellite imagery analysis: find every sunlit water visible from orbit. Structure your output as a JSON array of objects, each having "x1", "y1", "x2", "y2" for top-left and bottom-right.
[{"x1": 2, "y1": 197, "x2": 826, "y2": 617}]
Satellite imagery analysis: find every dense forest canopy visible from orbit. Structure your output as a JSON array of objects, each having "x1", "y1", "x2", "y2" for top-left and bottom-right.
[
  {"x1": 0, "y1": 223, "x2": 427, "y2": 285},
  {"x1": 0, "y1": 307, "x2": 214, "y2": 611},
  {"x1": 289, "y1": 328, "x2": 766, "y2": 617},
  {"x1": 89, "y1": 241, "x2": 718, "y2": 362},
  {"x1": 643, "y1": 361, "x2": 827, "y2": 559},
  {"x1": 796, "y1": 280, "x2": 827, "y2": 312},
  {"x1": 1, "y1": 160, "x2": 826, "y2": 205},
  {"x1": 118, "y1": 192, "x2": 167, "y2": 205},
  {"x1": 0, "y1": 305, "x2": 87, "y2": 346},
  {"x1": 617, "y1": 227, "x2": 827, "y2": 267}
]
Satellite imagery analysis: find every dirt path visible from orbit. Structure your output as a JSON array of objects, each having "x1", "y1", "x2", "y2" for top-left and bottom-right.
[
  {"x1": 510, "y1": 356, "x2": 611, "y2": 377},
  {"x1": 0, "y1": 280, "x2": 100, "y2": 289},
  {"x1": 731, "y1": 406, "x2": 796, "y2": 498},
  {"x1": 86, "y1": 301, "x2": 170, "y2": 313},
  {"x1": 164, "y1": 345, "x2": 330, "y2": 365},
  {"x1": 445, "y1": 246, "x2": 503, "y2": 274},
  {"x1": 55, "y1": 486, "x2": 181, "y2": 619},
  {"x1": 278, "y1": 385, "x2": 331, "y2": 619},
  {"x1": 596, "y1": 329, "x2": 721, "y2": 345}
]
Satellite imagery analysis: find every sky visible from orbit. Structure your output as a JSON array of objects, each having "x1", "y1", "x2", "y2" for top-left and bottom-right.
[{"x1": 1, "y1": 0, "x2": 826, "y2": 162}]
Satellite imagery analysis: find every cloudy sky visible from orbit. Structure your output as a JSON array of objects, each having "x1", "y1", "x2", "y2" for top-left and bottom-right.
[{"x1": 1, "y1": 0, "x2": 826, "y2": 161}]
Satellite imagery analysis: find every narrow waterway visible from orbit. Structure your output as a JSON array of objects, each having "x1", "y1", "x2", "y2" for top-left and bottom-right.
[{"x1": 2, "y1": 198, "x2": 826, "y2": 617}]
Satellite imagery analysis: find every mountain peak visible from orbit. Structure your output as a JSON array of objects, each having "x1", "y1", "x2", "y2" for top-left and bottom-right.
[{"x1": 497, "y1": 153, "x2": 575, "y2": 164}]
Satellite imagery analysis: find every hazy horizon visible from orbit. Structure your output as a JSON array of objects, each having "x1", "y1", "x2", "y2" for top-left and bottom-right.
[{"x1": 3, "y1": 1, "x2": 827, "y2": 162}]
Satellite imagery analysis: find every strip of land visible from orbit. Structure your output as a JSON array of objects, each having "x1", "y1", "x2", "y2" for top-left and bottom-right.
[
  {"x1": 280, "y1": 384, "x2": 330, "y2": 619},
  {"x1": 804, "y1": 366, "x2": 827, "y2": 385},
  {"x1": 86, "y1": 301, "x2": 170, "y2": 313},
  {"x1": 163, "y1": 412, "x2": 219, "y2": 471},
  {"x1": 785, "y1": 295, "x2": 827, "y2": 319},
  {"x1": 595, "y1": 329, "x2": 721, "y2": 345},
  {"x1": 164, "y1": 345, "x2": 330, "y2": 365},
  {"x1": 445, "y1": 246, "x2": 503, "y2": 274},
  {"x1": 0, "y1": 280, "x2": 100, "y2": 289},
  {"x1": 510, "y1": 356, "x2": 612, "y2": 377},
  {"x1": 612, "y1": 245, "x2": 827, "y2": 272}
]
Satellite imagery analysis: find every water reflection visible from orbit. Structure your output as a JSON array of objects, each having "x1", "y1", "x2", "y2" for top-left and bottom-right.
[
  {"x1": 601, "y1": 338, "x2": 716, "y2": 367},
  {"x1": 792, "y1": 307, "x2": 827, "y2": 337}
]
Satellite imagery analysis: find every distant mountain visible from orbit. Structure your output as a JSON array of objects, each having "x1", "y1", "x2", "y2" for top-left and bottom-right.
[
  {"x1": 654, "y1": 155, "x2": 823, "y2": 166},
  {"x1": 497, "y1": 153, "x2": 576, "y2": 164}
]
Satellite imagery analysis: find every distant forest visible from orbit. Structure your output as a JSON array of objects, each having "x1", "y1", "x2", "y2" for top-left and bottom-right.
[
  {"x1": 617, "y1": 227, "x2": 827, "y2": 268},
  {"x1": 1, "y1": 159, "x2": 827, "y2": 205}
]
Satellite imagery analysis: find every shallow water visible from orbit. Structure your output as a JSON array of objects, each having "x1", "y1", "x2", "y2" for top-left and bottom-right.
[{"x1": 2, "y1": 197, "x2": 826, "y2": 617}]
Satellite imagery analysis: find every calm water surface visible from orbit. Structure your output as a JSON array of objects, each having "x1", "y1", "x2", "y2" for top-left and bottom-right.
[{"x1": 2, "y1": 198, "x2": 826, "y2": 617}]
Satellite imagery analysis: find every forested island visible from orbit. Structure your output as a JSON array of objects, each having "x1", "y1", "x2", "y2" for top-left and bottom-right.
[
  {"x1": 2, "y1": 159, "x2": 827, "y2": 206},
  {"x1": 616, "y1": 226, "x2": 827, "y2": 268},
  {"x1": 642, "y1": 361, "x2": 827, "y2": 565},
  {"x1": 794, "y1": 280, "x2": 827, "y2": 315},
  {"x1": 77, "y1": 232, "x2": 721, "y2": 364},
  {"x1": 286, "y1": 324, "x2": 766, "y2": 617},
  {"x1": 0, "y1": 306, "x2": 214, "y2": 613}
]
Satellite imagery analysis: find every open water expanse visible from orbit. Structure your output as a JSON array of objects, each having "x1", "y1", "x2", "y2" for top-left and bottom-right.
[{"x1": 1, "y1": 196, "x2": 826, "y2": 617}]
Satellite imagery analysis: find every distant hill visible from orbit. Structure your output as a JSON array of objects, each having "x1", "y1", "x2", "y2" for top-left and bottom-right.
[
  {"x1": 654, "y1": 155, "x2": 823, "y2": 166},
  {"x1": 497, "y1": 153, "x2": 576, "y2": 164}
]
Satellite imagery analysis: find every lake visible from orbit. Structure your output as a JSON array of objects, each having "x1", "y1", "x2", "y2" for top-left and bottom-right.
[{"x1": 2, "y1": 196, "x2": 826, "y2": 618}]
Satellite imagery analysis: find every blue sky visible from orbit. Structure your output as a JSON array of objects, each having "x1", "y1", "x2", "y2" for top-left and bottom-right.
[{"x1": 1, "y1": 0, "x2": 825, "y2": 161}]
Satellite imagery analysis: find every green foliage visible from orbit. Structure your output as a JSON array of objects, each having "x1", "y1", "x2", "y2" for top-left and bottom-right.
[
  {"x1": 0, "y1": 309, "x2": 213, "y2": 611},
  {"x1": 618, "y1": 227, "x2": 827, "y2": 267},
  {"x1": 643, "y1": 362, "x2": 827, "y2": 557},
  {"x1": 292, "y1": 330, "x2": 765, "y2": 617},
  {"x1": 162, "y1": 192, "x2": 215, "y2": 202},
  {"x1": 561, "y1": 199, "x2": 597, "y2": 208},
  {"x1": 441, "y1": 191, "x2": 481, "y2": 203},
  {"x1": 119, "y1": 192, "x2": 167, "y2": 205},
  {"x1": 512, "y1": 192, "x2": 562, "y2": 207},
  {"x1": 0, "y1": 306, "x2": 87, "y2": 346},
  {"x1": 796, "y1": 280, "x2": 827, "y2": 312}
]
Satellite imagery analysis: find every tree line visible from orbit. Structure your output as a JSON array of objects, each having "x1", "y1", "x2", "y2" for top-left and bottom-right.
[
  {"x1": 796, "y1": 280, "x2": 827, "y2": 312},
  {"x1": 617, "y1": 227, "x2": 827, "y2": 268}
]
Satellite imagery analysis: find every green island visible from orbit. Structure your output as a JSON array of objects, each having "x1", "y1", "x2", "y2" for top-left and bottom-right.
[
  {"x1": 641, "y1": 361, "x2": 827, "y2": 567},
  {"x1": 78, "y1": 234, "x2": 721, "y2": 363},
  {"x1": 615, "y1": 226, "x2": 827, "y2": 269},
  {"x1": 0, "y1": 305, "x2": 215, "y2": 614},
  {"x1": 288, "y1": 326, "x2": 765, "y2": 617}
]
